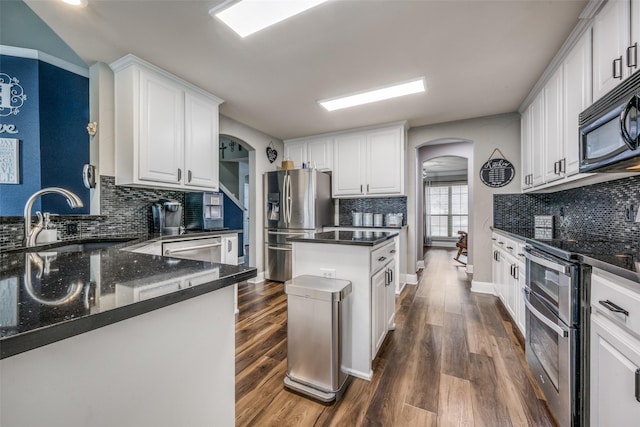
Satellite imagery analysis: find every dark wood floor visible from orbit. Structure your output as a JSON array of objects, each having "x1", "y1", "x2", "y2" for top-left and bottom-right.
[{"x1": 235, "y1": 248, "x2": 557, "y2": 426}]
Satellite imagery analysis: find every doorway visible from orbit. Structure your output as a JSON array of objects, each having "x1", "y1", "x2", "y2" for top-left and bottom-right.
[
  {"x1": 219, "y1": 135, "x2": 251, "y2": 264},
  {"x1": 423, "y1": 156, "x2": 469, "y2": 249}
]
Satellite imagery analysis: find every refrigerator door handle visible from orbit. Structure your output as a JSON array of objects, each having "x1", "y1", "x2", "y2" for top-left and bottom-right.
[{"x1": 286, "y1": 173, "x2": 293, "y2": 224}]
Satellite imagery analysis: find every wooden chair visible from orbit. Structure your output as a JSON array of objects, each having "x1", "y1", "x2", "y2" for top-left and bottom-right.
[{"x1": 453, "y1": 230, "x2": 468, "y2": 265}]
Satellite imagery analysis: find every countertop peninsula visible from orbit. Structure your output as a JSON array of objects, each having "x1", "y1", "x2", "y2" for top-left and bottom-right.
[{"x1": 0, "y1": 234, "x2": 255, "y2": 359}]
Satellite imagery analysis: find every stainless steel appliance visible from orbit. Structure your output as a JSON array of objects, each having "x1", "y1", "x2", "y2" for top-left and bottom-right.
[
  {"x1": 185, "y1": 192, "x2": 224, "y2": 230},
  {"x1": 524, "y1": 245, "x2": 590, "y2": 427},
  {"x1": 579, "y1": 70, "x2": 640, "y2": 173},
  {"x1": 151, "y1": 199, "x2": 183, "y2": 235},
  {"x1": 264, "y1": 169, "x2": 332, "y2": 282},
  {"x1": 162, "y1": 237, "x2": 222, "y2": 263}
]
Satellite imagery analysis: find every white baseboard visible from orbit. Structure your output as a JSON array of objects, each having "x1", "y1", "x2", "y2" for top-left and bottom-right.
[
  {"x1": 248, "y1": 271, "x2": 265, "y2": 284},
  {"x1": 416, "y1": 260, "x2": 425, "y2": 270},
  {"x1": 396, "y1": 280, "x2": 407, "y2": 295},
  {"x1": 405, "y1": 273, "x2": 418, "y2": 285},
  {"x1": 466, "y1": 264, "x2": 473, "y2": 274},
  {"x1": 471, "y1": 280, "x2": 496, "y2": 295}
]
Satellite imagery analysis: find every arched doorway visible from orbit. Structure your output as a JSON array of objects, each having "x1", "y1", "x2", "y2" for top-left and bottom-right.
[
  {"x1": 416, "y1": 140, "x2": 473, "y2": 270},
  {"x1": 219, "y1": 134, "x2": 252, "y2": 264}
]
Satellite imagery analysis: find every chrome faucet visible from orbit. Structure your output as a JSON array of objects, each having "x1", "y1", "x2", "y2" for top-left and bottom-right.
[{"x1": 24, "y1": 187, "x2": 84, "y2": 247}]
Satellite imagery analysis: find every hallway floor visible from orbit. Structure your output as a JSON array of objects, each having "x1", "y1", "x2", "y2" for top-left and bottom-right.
[{"x1": 235, "y1": 248, "x2": 556, "y2": 426}]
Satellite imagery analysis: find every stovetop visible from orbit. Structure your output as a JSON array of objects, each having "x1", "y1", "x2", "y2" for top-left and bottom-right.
[{"x1": 495, "y1": 227, "x2": 639, "y2": 274}]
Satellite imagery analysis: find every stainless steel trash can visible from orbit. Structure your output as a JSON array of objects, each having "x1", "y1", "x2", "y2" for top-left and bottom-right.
[{"x1": 284, "y1": 275, "x2": 352, "y2": 402}]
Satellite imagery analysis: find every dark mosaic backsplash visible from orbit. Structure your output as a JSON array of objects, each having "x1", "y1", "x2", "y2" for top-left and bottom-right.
[
  {"x1": 0, "y1": 176, "x2": 185, "y2": 251},
  {"x1": 494, "y1": 175, "x2": 640, "y2": 242},
  {"x1": 338, "y1": 197, "x2": 407, "y2": 226}
]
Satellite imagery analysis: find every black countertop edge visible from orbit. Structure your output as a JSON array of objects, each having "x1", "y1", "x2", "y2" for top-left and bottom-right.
[
  {"x1": 0, "y1": 215, "x2": 108, "y2": 224},
  {"x1": 491, "y1": 227, "x2": 640, "y2": 284},
  {"x1": 0, "y1": 268, "x2": 256, "y2": 360},
  {"x1": 288, "y1": 230, "x2": 398, "y2": 246},
  {"x1": 148, "y1": 229, "x2": 242, "y2": 242},
  {"x1": 324, "y1": 225, "x2": 408, "y2": 230}
]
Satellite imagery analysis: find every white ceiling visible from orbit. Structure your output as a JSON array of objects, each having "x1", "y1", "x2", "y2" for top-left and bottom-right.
[{"x1": 24, "y1": 0, "x2": 588, "y2": 141}]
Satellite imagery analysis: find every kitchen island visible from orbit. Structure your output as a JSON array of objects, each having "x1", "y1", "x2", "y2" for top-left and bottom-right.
[
  {"x1": 0, "y1": 239, "x2": 256, "y2": 427},
  {"x1": 288, "y1": 230, "x2": 398, "y2": 380}
]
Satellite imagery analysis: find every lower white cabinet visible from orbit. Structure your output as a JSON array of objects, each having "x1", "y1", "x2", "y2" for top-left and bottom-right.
[
  {"x1": 590, "y1": 269, "x2": 640, "y2": 426},
  {"x1": 370, "y1": 243, "x2": 396, "y2": 358},
  {"x1": 492, "y1": 232, "x2": 525, "y2": 336},
  {"x1": 371, "y1": 266, "x2": 387, "y2": 357}
]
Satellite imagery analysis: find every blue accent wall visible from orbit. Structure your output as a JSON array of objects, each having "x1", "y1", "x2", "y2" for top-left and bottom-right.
[
  {"x1": 0, "y1": 55, "x2": 89, "y2": 215},
  {"x1": 38, "y1": 61, "x2": 89, "y2": 214}
]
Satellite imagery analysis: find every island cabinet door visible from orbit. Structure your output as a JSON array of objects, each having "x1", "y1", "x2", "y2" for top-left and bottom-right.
[{"x1": 371, "y1": 267, "x2": 387, "y2": 358}]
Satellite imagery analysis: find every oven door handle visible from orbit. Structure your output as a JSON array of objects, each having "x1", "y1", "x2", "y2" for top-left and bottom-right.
[
  {"x1": 523, "y1": 288, "x2": 569, "y2": 338},
  {"x1": 524, "y1": 248, "x2": 570, "y2": 275},
  {"x1": 164, "y1": 242, "x2": 222, "y2": 255}
]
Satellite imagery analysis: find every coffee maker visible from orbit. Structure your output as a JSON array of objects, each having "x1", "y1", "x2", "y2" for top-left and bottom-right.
[{"x1": 152, "y1": 199, "x2": 183, "y2": 235}]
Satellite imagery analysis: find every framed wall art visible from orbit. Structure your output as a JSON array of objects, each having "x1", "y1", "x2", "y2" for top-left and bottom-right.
[{"x1": 0, "y1": 138, "x2": 20, "y2": 184}]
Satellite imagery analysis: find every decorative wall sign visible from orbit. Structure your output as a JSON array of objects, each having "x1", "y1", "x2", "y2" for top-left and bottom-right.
[
  {"x1": 266, "y1": 141, "x2": 277, "y2": 163},
  {"x1": 0, "y1": 138, "x2": 19, "y2": 184},
  {"x1": 0, "y1": 72, "x2": 27, "y2": 117},
  {"x1": 480, "y1": 148, "x2": 515, "y2": 188}
]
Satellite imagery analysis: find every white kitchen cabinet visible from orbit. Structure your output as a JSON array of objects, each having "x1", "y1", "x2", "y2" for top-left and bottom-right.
[
  {"x1": 184, "y1": 90, "x2": 220, "y2": 189},
  {"x1": 283, "y1": 137, "x2": 333, "y2": 171},
  {"x1": 521, "y1": 28, "x2": 592, "y2": 191},
  {"x1": 590, "y1": 268, "x2": 640, "y2": 426},
  {"x1": 521, "y1": 107, "x2": 533, "y2": 190},
  {"x1": 111, "y1": 54, "x2": 223, "y2": 191},
  {"x1": 530, "y1": 91, "x2": 546, "y2": 188},
  {"x1": 492, "y1": 232, "x2": 525, "y2": 336},
  {"x1": 371, "y1": 266, "x2": 387, "y2": 357},
  {"x1": 593, "y1": 0, "x2": 633, "y2": 102},
  {"x1": 563, "y1": 29, "x2": 593, "y2": 177},
  {"x1": 333, "y1": 124, "x2": 404, "y2": 198},
  {"x1": 371, "y1": 241, "x2": 396, "y2": 358},
  {"x1": 543, "y1": 67, "x2": 564, "y2": 184}
]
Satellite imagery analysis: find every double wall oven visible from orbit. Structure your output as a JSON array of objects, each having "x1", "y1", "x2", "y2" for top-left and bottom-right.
[{"x1": 524, "y1": 244, "x2": 590, "y2": 427}]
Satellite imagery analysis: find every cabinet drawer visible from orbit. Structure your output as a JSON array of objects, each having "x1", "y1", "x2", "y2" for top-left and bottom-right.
[
  {"x1": 371, "y1": 241, "x2": 395, "y2": 274},
  {"x1": 592, "y1": 269, "x2": 640, "y2": 337},
  {"x1": 162, "y1": 237, "x2": 222, "y2": 262}
]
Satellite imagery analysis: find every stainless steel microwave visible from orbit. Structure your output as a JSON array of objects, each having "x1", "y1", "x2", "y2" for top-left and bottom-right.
[{"x1": 579, "y1": 71, "x2": 640, "y2": 173}]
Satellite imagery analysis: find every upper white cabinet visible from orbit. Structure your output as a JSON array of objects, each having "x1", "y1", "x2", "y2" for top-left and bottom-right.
[
  {"x1": 563, "y1": 29, "x2": 593, "y2": 176},
  {"x1": 333, "y1": 124, "x2": 405, "y2": 198},
  {"x1": 521, "y1": 28, "x2": 592, "y2": 191},
  {"x1": 283, "y1": 136, "x2": 333, "y2": 170},
  {"x1": 111, "y1": 54, "x2": 223, "y2": 191},
  {"x1": 593, "y1": 0, "x2": 634, "y2": 102}
]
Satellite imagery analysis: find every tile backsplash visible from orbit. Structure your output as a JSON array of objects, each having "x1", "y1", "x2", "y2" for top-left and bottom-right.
[
  {"x1": 0, "y1": 176, "x2": 185, "y2": 251},
  {"x1": 494, "y1": 175, "x2": 640, "y2": 242},
  {"x1": 338, "y1": 197, "x2": 407, "y2": 226}
]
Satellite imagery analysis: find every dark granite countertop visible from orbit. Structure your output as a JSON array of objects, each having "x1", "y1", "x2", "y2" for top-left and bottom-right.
[
  {"x1": 0, "y1": 236, "x2": 256, "y2": 359},
  {"x1": 324, "y1": 225, "x2": 408, "y2": 230},
  {"x1": 492, "y1": 227, "x2": 640, "y2": 283},
  {"x1": 288, "y1": 230, "x2": 398, "y2": 246}
]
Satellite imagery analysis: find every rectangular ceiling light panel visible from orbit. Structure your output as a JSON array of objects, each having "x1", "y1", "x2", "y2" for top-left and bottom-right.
[
  {"x1": 212, "y1": 0, "x2": 329, "y2": 38},
  {"x1": 319, "y1": 78, "x2": 426, "y2": 111}
]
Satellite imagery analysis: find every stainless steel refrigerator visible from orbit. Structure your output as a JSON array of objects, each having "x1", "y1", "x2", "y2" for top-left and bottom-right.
[{"x1": 264, "y1": 169, "x2": 333, "y2": 282}]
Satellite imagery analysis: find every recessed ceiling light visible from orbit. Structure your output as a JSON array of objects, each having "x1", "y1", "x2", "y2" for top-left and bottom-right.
[
  {"x1": 210, "y1": 0, "x2": 329, "y2": 38},
  {"x1": 61, "y1": 0, "x2": 87, "y2": 6},
  {"x1": 318, "y1": 78, "x2": 426, "y2": 112}
]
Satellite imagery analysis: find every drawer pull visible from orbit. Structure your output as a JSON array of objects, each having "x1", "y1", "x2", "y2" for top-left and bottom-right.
[
  {"x1": 498, "y1": 241, "x2": 504, "y2": 245},
  {"x1": 599, "y1": 300, "x2": 630, "y2": 317},
  {"x1": 390, "y1": 249, "x2": 396, "y2": 254},
  {"x1": 506, "y1": 246, "x2": 514, "y2": 250},
  {"x1": 636, "y1": 369, "x2": 640, "y2": 402},
  {"x1": 378, "y1": 256, "x2": 387, "y2": 262}
]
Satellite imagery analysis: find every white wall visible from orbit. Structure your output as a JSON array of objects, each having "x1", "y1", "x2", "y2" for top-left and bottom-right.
[{"x1": 407, "y1": 113, "x2": 521, "y2": 284}]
